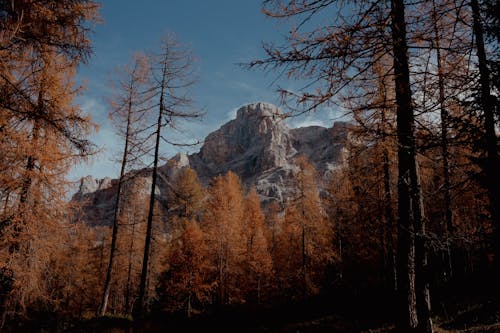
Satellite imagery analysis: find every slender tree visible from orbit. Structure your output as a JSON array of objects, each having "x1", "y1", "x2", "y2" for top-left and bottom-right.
[
  {"x1": 243, "y1": 188, "x2": 272, "y2": 303},
  {"x1": 282, "y1": 157, "x2": 334, "y2": 299},
  {"x1": 98, "y1": 53, "x2": 151, "y2": 316},
  {"x1": 470, "y1": 0, "x2": 499, "y2": 275},
  {"x1": 136, "y1": 34, "x2": 200, "y2": 318},
  {"x1": 202, "y1": 172, "x2": 246, "y2": 305}
]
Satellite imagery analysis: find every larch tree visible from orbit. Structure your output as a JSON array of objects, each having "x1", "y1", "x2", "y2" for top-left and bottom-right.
[
  {"x1": 285, "y1": 157, "x2": 334, "y2": 299},
  {"x1": 98, "y1": 53, "x2": 151, "y2": 316},
  {"x1": 391, "y1": 0, "x2": 432, "y2": 329},
  {"x1": 342, "y1": 52, "x2": 398, "y2": 291},
  {"x1": 202, "y1": 172, "x2": 246, "y2": 305},
  {"x1": 469, "y1": 0, "x2": 500, "y2": 275},
  {"x1": 264, "y1": 200, "x2": 284, "y2": 299},
  {"x1": 242, "y1": 188, "x2": 272, "y2": 303},
  {"x1": 136, "y1": 34, "x2": 201, "y2": 318},
  {"x1": 0, "y1": 0, "x2": 99, "y2": 320},
  {"x1": 1, "y1": 54, "x2": 96, "y2": 320},
  {"x1": 168, "y1": 166, "x2": 206, "y2": 223},
  {"x1": 156, "y1": 167, "x2": 207, "y2": 315},
  {"x1": 249, "y1": 0, "x2": 432, "y2": 330},
  {"x1": 117, "y1": 178, "x2": 149, "y2": 315},
  {"x1": 158, "y1": 219, "x2": 211, "y2": 317}
]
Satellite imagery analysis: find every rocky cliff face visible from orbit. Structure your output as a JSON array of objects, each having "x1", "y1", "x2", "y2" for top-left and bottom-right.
[
  {"x1": 73, "y1": 102, "x2": 350, "y2": 225},
  {"x1": 192, "y1": 102, "x2": 295, "y2": 179}
]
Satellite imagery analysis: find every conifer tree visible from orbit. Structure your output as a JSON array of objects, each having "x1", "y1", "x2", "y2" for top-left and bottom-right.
[
  {"x1": 98, "y1": 53, "x2": 151, "y2": 316},
  {"x1": 243, "y1": 188, "x2": 272, "y2": 303},
  {"x1": 0, "y1": 1, "x2": 99, "y2": 319},
  {"x1": 202, "y1": 172, "x2": 246, "y2": 305},
  {"x1": 136, "y1": 34, "x2": 201, "y2": 317},
  {"x1": 283, "y1": 157, "x2": 335, "y2": 299},
  {"x1": 469, "y1": 0, "x2": 500, "y2": 275},
  {"x1": 168, "y1": 167, "x2": 205, "y2": 222},
  {"x1": 251, "y1": 1, "x2": 432, "y2": 330},
  {"x1": 158, "y1": 220, "x2": 211, "y2": 316}
]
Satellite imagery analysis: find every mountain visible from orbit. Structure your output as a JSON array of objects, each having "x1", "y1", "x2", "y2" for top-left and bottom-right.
[{"x1": 73, "y1": 102, "x2": 350, "y2": 226}]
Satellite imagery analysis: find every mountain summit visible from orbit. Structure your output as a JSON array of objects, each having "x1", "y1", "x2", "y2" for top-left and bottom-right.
[
  {"x1": 74, "y1": 102, "x2": 350, "y2": 225},
  {"x1": 190, "y1": 102, "x2": 295, "y2": 181}
]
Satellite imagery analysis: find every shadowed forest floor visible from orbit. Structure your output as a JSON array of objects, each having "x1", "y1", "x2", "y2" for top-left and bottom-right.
[{"x1": 11, "y1": 291, "x2": 500, "y2": 333}]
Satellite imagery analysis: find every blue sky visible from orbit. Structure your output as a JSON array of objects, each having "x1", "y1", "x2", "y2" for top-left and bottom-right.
[{"x1": 71, "y1": 0, "x2": 343, "y2": 181}]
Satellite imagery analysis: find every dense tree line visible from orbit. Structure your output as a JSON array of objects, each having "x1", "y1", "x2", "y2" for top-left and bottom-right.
[
  {"x1": 0, "y1": 0, "x2": 498, "y2": 331},
  {"x1": 250, "y1": 0, "x2": 498, "y2": 331}
]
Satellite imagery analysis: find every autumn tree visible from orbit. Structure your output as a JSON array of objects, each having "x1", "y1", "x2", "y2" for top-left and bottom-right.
[
  {"x1": 168, "y1": 166, "x2": 206, "y2": 223},
  {"x1": 98, "y1": 53, "x2": 151, "y2": 316},
  {"x1": 250, "y1": 0, "x2": 433, "y2": 330},
  {"x1": 242, "y1": 188, "x2": 272, "y2": 303},
  {"x1": 263, "y1": 200, "x2": 284, "y2": 299},
  {"x1": 341, "y1": 53, "x2": 398, "y2": 290},
  {"x1": 158, "y1": 220, "x2": 211, "y2": 317},
  {"x1": 155, "y1": 167, "x2": 207, "y2": 315},
  {"x1": 117, "y1": 180, "x2": 149, "y2": 315},
  {"x1": 280, "y1": 157, "x2": 335, "y2": 300},
  {"x1": 323, "y1": 166, "x2": 356, "y2": 286},
  {"x1": 202, "y1": 172, "x2": 246, "y2": 305},
  {"x1": 136, "y1": 34, "x2": 201, "y2": 318},
  {"x1": 0, "y1": 1, "x2": 99, "y2": 320},
  {"x1": 0, "y1": 48, "x2": 99, "y2": 328}
]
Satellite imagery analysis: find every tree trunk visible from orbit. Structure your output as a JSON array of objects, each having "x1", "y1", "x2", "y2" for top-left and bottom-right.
[
  {"x1": 391, "y1": 0, "x2": 420, "y2": 330},
  {"x1": 411, "y1": 164, "x2": 433, "y2": 333},
  {"x1": 470, "y1": 0, "x2": 499, "y2": 275},
  {"x1": 301, "y1": 214, "x2": 307, "y2": 300},
  {"x1": 136, "y1": 56, "x2": 167, "y2": 317},
  {"x1": 12, "y1": 120, "x2": 40, "y2": 254},
  {"x1": 125, "y1": 214, "x2": 136, "y2": 314},
  {"x1": 431, "y1": 0, "x2": 454, "y2": 280},
  {"x1": 136, "y1": 109, "x2": 161, "y2": 318},
  {"x1": 98, "y1": 96, "x2": 133, "y2": 316},
  {"x1": 377, "y1": 63, "x2": 397, "y2": 292},
  {"x1": 383, "y1": 142, "x2": 397, "y2": 291}
]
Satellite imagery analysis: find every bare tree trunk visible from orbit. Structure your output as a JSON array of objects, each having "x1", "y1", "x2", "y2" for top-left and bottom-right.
[
  {"x1": 391, "y1": 0, "x2": 420, "y2": 330},
  {"x1": 125, "y1": 215, "x2": 136, "y2": 314},
  {"x1": 301, "y1": 214, "x2": 307, "y2": 300},
  {"x1": 411, "y1": 164, "x2": 433, "y2": 333},
  {"x1": 383, "y1": 141, "x2": 397, "y2": 291},
  {"x1": 134, "y1": 37, "x2": 198, "y2": 318},
  {"x1": 431, "y1": 0, "x2": 454, "y2": 280},
  {"x1": 98, "y1": 95, "x2": 133, "y2": 316},
  {"x1": 337, "y1": 213, "x2": 343, "y2": 282},
  {"x1": 470, "y1": 0, "x2": 499, "y2": 275},
  {"x1": 377, "y1": 63, "x2": 397, "y2": 292},
  {"x1": 136, "y1": 95, "x2": 163, "y2": 319}
]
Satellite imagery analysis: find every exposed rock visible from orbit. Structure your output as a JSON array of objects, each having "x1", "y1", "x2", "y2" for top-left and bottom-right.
[
  {"x1": 74, "y1": 176, "x2": 114, "y2": 199},
  {"x1": 192, "y1": 102, "x2": 295, "y2": 180},
  {"x1": 73, "y1": 102, "x2": 351, "y2": 225}
]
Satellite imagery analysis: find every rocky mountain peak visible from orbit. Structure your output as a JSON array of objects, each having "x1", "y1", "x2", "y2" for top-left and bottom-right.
[
  {"x1": 75, "y1": 175, "x2": 113, "y2": 199},
  {"x1": 235, "y1": 102, "x2": 283, "y2": 124},
  {"x1": 73, "y1": 102, "x2": 351, "y2": 225},
  {"x1": 194, "y1": 102, "x2": 295, "y2": 179}
]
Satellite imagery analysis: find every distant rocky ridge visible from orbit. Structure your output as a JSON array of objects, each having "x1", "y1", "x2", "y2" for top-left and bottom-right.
[{"x1": 73, "y1": 102, "x2": 351, "y2": 226}]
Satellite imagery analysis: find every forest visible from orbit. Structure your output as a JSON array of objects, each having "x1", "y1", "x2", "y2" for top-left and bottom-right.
[{"x1": 0, "y1": 0, "x2": 499, "y2": 332}]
